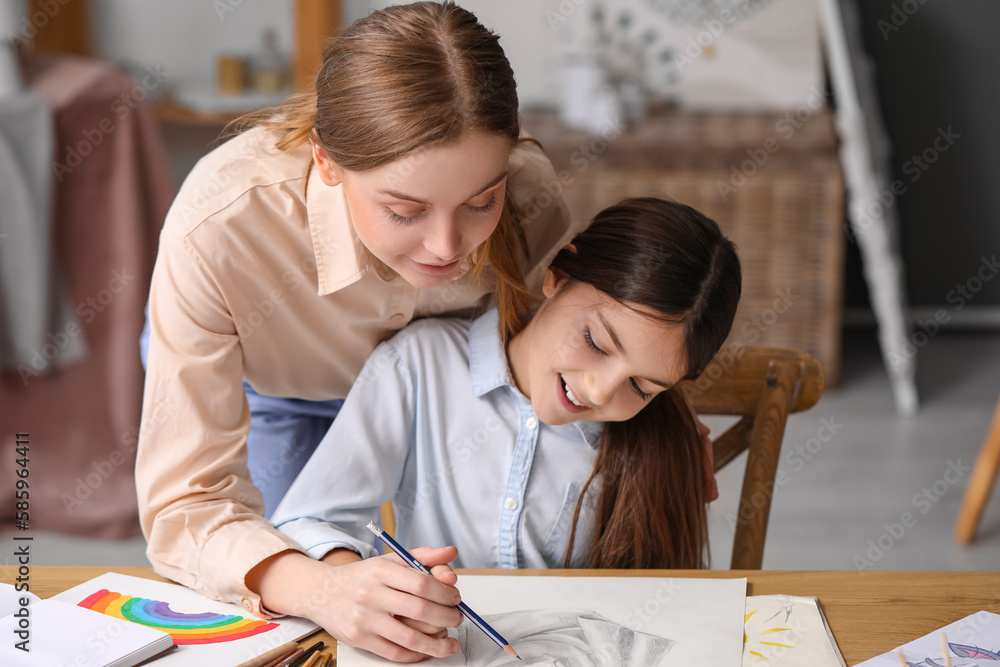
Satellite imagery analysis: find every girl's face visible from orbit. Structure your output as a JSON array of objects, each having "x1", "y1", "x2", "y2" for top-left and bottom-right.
[
  {"x1": 508, "y1": 270, "x2": 689, "y2": 426},
  {"x1": 312, "y1": 131, "x2": 511, "y2": 288}
]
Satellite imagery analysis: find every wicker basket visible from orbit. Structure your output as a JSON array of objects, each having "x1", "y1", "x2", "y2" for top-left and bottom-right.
[{"x1": 522, "y1": 107, "x2": 845, "y2": 386}]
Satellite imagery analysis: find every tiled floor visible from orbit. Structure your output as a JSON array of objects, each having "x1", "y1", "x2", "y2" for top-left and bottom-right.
[{"x1": 4, "y1": 329, "x2": 1000, "y2": 570}]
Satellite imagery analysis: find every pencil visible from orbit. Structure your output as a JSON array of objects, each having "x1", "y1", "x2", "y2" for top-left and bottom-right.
[
  {"x1": 941, "y1": 633, "x2": 952, "y2": 667},
  {"x1": 234, "y1": 641, "x2": 299, "y2": 667},
  {"x1": 366, "y1": 521, "x2": 521, "y2": 661},
  {"x1": 271, "y1": 649, "x2": 304, "y2": 667},
  {"x1": 300, "y1": 652, "x2": 323, "y2": 667},
  {"x1": 895, "y1": 649, "x2": 909, "y2": 667},
  {"x1": 286, "y1": 641, "x2": 324, "y2": 667}
]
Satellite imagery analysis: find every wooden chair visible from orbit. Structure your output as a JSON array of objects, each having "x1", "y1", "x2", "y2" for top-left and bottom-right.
[
  {"x1": 677, "y1": 346, "x2": 825, "y2": 569},
  {"x1": 954, "y1": 394, "x2": 1000, "y2": 544}
]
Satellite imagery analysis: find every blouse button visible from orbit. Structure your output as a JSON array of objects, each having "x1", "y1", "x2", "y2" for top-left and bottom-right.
[
  {"x1": 504, "y1": 497, "x2": 518, "y2": 511},
  {"x1": 525, "y1": 416, "x2": 538, "y2": 430}
]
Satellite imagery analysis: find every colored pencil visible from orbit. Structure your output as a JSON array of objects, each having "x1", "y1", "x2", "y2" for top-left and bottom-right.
[
  {"x1": 941, "y1": 633, "x2": 952, "y2": 667},
  {"x1": 271, "y1": 649, "x2": 304, "y2": 667},
  {"x1": 235, "y1": 641, "x2": 299, "y2": 667},
  {"x1": 286, "y1": 641, "x2": 324, "y2": 667},
  {"x1": 300, "y1": 652, "x2": 323, "y2": 667},
  {"x1": 367, "y1": 521, "x2": 521, "y2": 660},
  {"x1": 895, "y1": 649, "x2": 909, "y2": 666}
]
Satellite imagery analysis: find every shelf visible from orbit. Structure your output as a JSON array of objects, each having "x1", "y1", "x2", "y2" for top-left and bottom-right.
[{"x1": 154, "y1": 91, "x2": 293, "y2": 127}]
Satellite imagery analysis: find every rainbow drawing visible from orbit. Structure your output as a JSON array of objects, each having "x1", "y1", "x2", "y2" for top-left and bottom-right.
[{"x1": 77, "y1": 589, "x2": 280, "y2": 644}]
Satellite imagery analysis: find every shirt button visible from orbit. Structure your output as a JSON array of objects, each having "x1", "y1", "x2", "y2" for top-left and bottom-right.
[
  {"x1": 525, "y1": 417, "x2": 538, "y2": 430},
  {"x1": 504, "y1": 497, "x2": 518, "y2": 511},
  {"x1": 241, "y1": 598, "x2": 253, "y2": 613},
  {"x1": 390, "y1": 313, "x2": 405, "y2": 324}
]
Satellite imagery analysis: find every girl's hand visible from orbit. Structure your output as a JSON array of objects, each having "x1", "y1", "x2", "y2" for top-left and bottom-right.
[{"x1": 251, "y1": 547, "x2": 464, "y2": 663}]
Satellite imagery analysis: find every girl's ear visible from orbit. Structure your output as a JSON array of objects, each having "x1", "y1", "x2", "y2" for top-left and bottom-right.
[
  {"x1": 310, "y1": 131, "x2": 343, "y2": 186},
  {"x1": 542, "y1": 267, "x2": 570, "y2": 298}
]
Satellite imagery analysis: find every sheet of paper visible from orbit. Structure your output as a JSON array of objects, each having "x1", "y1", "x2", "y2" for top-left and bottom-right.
[
  {"x1": 0, "y1": 597, "x2": 172, "y2": 667},
  {"x1": 855, "y1": 611, "x2": 1000, "y2": 666},
  {"x1": 743, "y1": 595, "x2": 846, "y2": 667},
  {"x1": 49, "y1": 572, "x2": 318, "y2": 667},
  {"x1": 0, "y1": 583, "x2": 40, "y2": 618},
  {"x1": 338, "y1": 575, "x2": 747, "y2": 666}
]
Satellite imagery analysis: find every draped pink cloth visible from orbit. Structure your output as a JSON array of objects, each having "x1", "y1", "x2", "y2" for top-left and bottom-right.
[{"x1": 0, "y1": 53, "x2": 173, "y2": 538}]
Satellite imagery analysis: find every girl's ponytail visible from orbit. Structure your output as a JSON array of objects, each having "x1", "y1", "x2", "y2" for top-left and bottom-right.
[{"x1": 566, "y1": 387, "x2": 709, "y2": 569}]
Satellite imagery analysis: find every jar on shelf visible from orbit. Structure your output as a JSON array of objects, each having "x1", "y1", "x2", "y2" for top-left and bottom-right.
[{"x1": 249, "y1": 29, "x2": 290, "y2": 95}]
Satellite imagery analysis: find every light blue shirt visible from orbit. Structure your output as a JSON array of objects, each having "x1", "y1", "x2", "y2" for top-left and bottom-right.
[{"x1": 272, "y1": 309, "x2": 603, "y2": 569}]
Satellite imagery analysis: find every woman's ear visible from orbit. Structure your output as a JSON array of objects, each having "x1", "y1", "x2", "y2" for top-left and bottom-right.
[
  {"x1": 310, "y1": 131, "x2": 342, "y2": 187},
  {"x1": 542, "y1": 267, "x2": 570, "y2": 298}
]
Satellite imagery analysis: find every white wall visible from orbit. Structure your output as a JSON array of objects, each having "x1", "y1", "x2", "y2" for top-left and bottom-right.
[
  {"x1": 92, "y1": 0, "x2": 294, "y2": 93},
  {"x1": 344, "y1": 0, "x2": 563, "y2": 108}
]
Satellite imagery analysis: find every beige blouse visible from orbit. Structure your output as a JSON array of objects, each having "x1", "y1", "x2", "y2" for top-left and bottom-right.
[{"x1": 135, "y1": 126, "x2": 584, "y2": 617}]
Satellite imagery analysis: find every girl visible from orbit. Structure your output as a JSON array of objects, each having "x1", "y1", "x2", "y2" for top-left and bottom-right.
[
  {"x1": 135, "y1": 1, "x2": 586, "y2": 625},
  {"x1": 268, "y1": 197, "x2": 743, "y2": 662}
]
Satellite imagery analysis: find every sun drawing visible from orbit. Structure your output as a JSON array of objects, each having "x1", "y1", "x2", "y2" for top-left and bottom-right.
[{"x1": 744, "y1": 609, "x2": 796, "y2": 660}]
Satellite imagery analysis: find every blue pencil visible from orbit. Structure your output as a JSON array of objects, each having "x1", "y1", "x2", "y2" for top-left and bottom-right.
[{"x1": 365, "y1": 521, "x2": 521, "y2": 661}]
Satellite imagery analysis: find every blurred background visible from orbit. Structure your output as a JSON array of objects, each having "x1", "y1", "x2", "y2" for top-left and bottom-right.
[{"x1": 0, "y1": 0, "x2": 998, "y2": 570}]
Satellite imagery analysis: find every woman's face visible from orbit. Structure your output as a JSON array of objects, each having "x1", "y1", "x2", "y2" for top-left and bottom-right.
[
  {"x1": 508, "y1": 270, "x2": 689, "y2": 427},
  {"x1": 312, "y1": 131, "x2": 511, "y2": 288}
]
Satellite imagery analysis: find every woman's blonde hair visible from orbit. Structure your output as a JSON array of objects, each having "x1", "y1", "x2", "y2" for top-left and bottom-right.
[{"x1": 233, "y1": 2, "x2": 531, "y2": 338}]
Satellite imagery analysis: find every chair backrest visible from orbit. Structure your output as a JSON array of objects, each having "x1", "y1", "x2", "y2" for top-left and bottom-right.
[{"x1": 677, "y1": 346, "x2": 825, "y2": 569}]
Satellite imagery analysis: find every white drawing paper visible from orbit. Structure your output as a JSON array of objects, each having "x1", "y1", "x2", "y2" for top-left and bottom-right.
[
  {"x1": 855, "y1": 611, "x2": 1000, "y2": 667},
  {"x1": 337, "y1": 575, "x2": 747, "y2": 666},
  {"x1": 742, "y1": 595, "x2": 846, "y2": 667}
]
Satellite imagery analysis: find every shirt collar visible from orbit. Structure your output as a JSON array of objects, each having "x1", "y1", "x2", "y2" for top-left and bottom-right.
[
  {"x1": 469, "y1": 309, "x2": 603, "y2": 449},
  {"x1": 304, "y1": 162, "x2": 369, "y2": 295}
]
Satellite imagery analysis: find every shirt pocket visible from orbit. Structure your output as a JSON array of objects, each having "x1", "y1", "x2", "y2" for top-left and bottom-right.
[{"x1": 540, "y1": 482, "x2": 589, "y2": 567}]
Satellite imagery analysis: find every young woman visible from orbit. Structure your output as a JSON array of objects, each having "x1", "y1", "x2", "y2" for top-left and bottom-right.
[
  {"x1": 267, "y1": 197, "x2": 743, "y2": 662},
  {"x1": 135, "y1": 1, "x2": 586, "y2": 625}
]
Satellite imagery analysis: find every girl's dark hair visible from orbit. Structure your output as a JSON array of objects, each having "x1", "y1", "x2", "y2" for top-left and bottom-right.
[
  {"x1": 232, "y1": 2, "x2": 530, "y2": 339},
  {"x1": 552, "y1": 197, "x2": 742, "y2": 569}
]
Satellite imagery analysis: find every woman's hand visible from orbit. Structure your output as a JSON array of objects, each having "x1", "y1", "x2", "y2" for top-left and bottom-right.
[{"x1": 250, "y1": 547, "x2": 464, "y2": 662}]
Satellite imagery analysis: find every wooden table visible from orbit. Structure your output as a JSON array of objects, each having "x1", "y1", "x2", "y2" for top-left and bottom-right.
[{"x1": 4, "y1": 566, "x2": 999, "y2": 666}]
